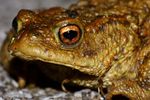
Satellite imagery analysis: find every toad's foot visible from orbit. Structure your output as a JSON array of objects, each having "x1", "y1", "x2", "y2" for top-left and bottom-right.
[{"x1": 104, "y1": 79, "x2": 150, "y2": 100}]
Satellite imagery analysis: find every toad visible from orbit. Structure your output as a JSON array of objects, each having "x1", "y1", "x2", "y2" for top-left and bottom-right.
[{"x1": 0, "y1": 0, "x2": 150, "y2": 99}]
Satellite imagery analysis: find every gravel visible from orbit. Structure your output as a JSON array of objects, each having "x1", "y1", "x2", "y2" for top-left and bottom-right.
[
  {"x1": 0, "y1": 65, "x2": 101, "y2": 99},
  {"x1": 0, "y1": 66, "x2": 101, "y2": 99}
]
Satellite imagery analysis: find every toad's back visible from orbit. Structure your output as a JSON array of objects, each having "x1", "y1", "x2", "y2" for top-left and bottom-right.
[{"x1": 1, "y1": 0, "x2": 150, "y2": 99}]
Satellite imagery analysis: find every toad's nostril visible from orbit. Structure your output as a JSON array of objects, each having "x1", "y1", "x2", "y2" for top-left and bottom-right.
[{"x1": 111, "y1": 94, "x2": 130, "y2": 100}]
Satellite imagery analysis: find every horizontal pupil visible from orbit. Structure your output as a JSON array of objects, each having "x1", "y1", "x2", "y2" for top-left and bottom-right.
[{"x1": 63, "y1": 30, "x2": 78, "y2": 41}]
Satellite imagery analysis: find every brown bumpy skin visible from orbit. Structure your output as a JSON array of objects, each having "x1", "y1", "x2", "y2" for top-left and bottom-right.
[{"x1": 0, "y1": 0, "x2": 150, "y2": 99}]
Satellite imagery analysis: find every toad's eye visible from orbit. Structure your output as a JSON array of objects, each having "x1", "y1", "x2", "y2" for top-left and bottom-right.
[
  {"x1": 12, "y1": 17, "x2": 22, "y2": 32},
  {"x1": 58, "y1": 25, "x2": 82, "y2": 48},
  {"x1": 12, "y1": 17, "x2": 18, "y2": 32}
]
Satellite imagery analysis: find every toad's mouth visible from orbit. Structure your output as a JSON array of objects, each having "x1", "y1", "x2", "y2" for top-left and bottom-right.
[{"x1": 9, "y1": 43, "x2": 100, "y2": 77}]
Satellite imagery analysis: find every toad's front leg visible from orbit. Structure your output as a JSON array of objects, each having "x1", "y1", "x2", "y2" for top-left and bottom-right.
[
  {"x1": 104, "y1": 79, "x2": 150, "y2": 100},
  {"x1": 105, "y1": 59, "x2": 150, "y2": 100},
  {"x1": 103, "y1": 53, "x2": 150, "y2": 99}
]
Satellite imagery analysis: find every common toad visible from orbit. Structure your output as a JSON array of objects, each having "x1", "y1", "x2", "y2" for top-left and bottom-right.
[{"x1": 1, "y1": 0, "x2": 150, "y2": 99}]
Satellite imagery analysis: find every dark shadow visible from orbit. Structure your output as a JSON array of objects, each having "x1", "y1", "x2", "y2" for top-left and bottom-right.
[
  {"x1": 8, "y1": 57, "x2": 97, "y2": 92},
  {"x1": 111, "y1": 94, "x2": 130, "y2": 100}
]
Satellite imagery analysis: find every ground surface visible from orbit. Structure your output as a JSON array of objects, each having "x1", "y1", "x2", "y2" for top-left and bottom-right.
[{"x1": 0, "y1": 0, "x2": 101, "y2": 99}]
